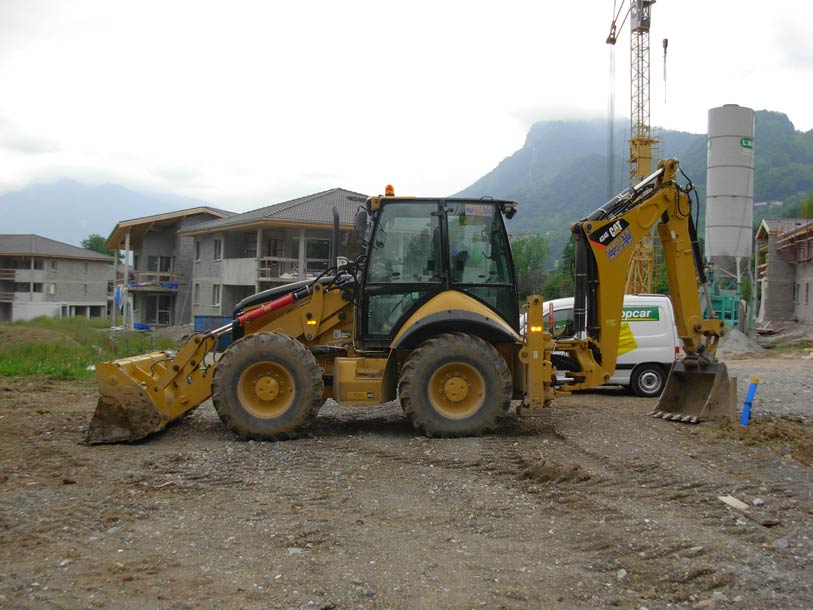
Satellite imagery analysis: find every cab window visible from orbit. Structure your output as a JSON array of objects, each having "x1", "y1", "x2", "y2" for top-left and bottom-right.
[
  {"x1": 446, "y1": 202, "x2": 510, "y2": 285},
  {"x1": 366, "y1": 202, "x2": 442, "y2": 284}
]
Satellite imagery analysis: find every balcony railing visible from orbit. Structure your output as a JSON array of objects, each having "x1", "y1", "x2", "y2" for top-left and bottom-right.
[
  {"x1": 0, "y1": 292, "x2": 45, "y2": 303},
  {"x1": 258, "y1": 257, "x2": 330, "y2": 281},
  {"x1": 0, "y1": 269, "x2": 15, "y2": 280},
  {"x1": 128, "y1": 271, "x2": 182, "y2": 290}
]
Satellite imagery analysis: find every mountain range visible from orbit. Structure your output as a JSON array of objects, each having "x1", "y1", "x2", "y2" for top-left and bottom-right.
[
  {"x1": 0, "y1": 180, "x2": 216, "y2": 247},
  {"x1": 2, "y1": 110, "x2": 811, "y2": 258}
]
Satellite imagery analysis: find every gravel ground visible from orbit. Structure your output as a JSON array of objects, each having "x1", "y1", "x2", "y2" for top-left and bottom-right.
[{"x1": 0, "y1": 352, "x2": 812, "y2": 610}]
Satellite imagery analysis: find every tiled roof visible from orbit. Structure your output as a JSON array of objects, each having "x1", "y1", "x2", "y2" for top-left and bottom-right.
[
  {"x1": 756, "y1": 218, "x2": 813, "y2": 239},
  {"x1": 179, "y1": 188, "x2": 368, "y2": 234},
  {"x1": 0, "y1": 234, "x2": 113, "y2": 260}
]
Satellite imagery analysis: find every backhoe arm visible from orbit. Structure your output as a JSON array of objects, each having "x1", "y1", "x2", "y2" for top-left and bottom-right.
[{"x1": 549, "y1": 159, "x2": 734, "y2": 422}]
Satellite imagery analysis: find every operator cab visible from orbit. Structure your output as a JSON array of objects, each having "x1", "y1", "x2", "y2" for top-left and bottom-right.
[{"x1": 355, "y1": 194, "x2": 519, "y2": 350}]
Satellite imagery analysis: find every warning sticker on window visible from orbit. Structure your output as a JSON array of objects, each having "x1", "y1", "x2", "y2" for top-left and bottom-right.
[{"x1": 464, "y1": 204, "x2": 492, "y2": 217}]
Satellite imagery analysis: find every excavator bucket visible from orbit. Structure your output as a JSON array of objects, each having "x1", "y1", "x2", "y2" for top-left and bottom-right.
[
  {"x1": 648, "y1": 360, "x2": 737, "y2": 423},
  {"x1": 85, "y1": 352, "x2": 178, "y2": 444}
]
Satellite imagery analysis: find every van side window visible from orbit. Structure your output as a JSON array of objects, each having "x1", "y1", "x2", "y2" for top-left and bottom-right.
[{"x1": 542, "y1": 307, "x2": 576, "y2": 339}]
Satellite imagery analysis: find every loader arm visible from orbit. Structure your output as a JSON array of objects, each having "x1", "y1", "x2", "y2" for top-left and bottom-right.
[
  {"x1": 547, "y1": 158, "x2": 734, "y2": 422},
  {"x1": 86, "y1": 278, "x2": 354, "y2": 444}
]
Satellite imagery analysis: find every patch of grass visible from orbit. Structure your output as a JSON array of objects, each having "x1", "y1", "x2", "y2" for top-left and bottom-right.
[
  {"x1": 770, "y1": 339, "x2": 813, "y2": 351},
  {"x1": 0, "y1": 318, "x2": 178, "y2": 380}
]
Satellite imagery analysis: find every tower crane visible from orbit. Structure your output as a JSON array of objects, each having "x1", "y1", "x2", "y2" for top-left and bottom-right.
[{"x1": 607, "y1": 0, "x2": 657, "y2": 293}]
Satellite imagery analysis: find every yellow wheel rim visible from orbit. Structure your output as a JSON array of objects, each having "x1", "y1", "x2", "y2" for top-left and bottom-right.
[
  {"x1": 237, "y1": 361, "x2": 295, "y2": 419},
  {"x1": 428, "y1": 362, "x2": 485, "y2": 419}
]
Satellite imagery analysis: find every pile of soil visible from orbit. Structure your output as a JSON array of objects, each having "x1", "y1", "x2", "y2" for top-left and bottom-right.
[
  {"x1": 718, "y1": 327, "x2": 767, "y2": 358},
  {"x1": 716, "y1": 416, "x2": 813, "y2": 466}
]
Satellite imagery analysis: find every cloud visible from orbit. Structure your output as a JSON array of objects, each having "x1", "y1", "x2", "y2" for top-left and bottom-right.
[
  {"x1": 774, "y1": 21, "x2": 813, "y2": 69},
  {"x1": 0, "y1": 117, "x2": 60, "y2": 155}
]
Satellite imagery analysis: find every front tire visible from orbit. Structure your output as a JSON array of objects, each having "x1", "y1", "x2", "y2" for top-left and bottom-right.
[
  {"x1": 630, "y1": 363, "x2": 667, "y2": 397},
  {"x1": 212, "y1": 332, "x2": 324, "y2": 440},
  {"x1": 399, "y1": 333, "x2": 512, "y2": 437}
]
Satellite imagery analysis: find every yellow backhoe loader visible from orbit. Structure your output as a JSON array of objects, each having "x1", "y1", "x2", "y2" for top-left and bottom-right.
[{"x1": 86, "y1": 159, "x2": 735, "y2": 444}]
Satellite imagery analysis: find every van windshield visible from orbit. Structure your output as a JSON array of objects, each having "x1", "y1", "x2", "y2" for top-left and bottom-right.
[{"x1": 543, "y1": 307, "x2": 575, "y2": 339}]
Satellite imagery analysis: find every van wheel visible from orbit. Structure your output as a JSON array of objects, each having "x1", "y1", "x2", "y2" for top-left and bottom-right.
[{"x1": 631, "y1": 364, "x2": 667, "y2": 397}]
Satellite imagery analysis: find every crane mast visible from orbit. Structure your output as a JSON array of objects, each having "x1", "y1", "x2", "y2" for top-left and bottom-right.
[
  {"x1": 629, "y1": 0, "x2": 655, "y2": 184},
  {"x1": 607, "y1": 0, "x2": 657, "y2": 293}
]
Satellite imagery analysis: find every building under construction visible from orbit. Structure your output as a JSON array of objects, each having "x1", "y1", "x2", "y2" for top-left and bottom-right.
[{"x1": 755, "y1": 218, "x2": 813, "y2": 325}]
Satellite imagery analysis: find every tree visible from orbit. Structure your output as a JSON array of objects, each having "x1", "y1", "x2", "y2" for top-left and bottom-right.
[
  {"x1": 81, "y1": 233, "x2": 117, "y2": 258},
  {"x1": 542, "y1": 237, "x2": 575, "y2": 299},
  {"x1": 510, "y1": 234, "x2": 549, "y2": 300},
  {"x1": 799, "y1": 194, "x2": 813, "y2": 218}
]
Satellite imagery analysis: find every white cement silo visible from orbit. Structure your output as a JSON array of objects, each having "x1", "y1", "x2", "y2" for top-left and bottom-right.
[{"x1": 705, "y1": 104, "x2": 756, "y2": 276}]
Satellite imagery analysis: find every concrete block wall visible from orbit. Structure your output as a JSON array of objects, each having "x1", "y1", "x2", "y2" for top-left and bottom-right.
[
  {"x1": 175, "y1": 215, "x2": 213, "y2": 324},
  {"x1": 191, "y1": 233, "x2": 225, "y2": 317},
  {"x1": 45, "y1": 259, "x2": 110, "y2": 303},
  {"x1": 793, "y1": 261, "x2": 813, "y2": 323},
  {"x1": 763, "y1": 236, "x2": 796, "y2": 321}
]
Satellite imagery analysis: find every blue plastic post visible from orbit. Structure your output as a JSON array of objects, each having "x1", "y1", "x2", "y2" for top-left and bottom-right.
[{"x1": 740, "y1": 377, "x2": 760, "y2": 426}]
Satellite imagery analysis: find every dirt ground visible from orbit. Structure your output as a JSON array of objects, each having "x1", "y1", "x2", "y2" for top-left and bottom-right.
[{"x1": 1, "y1": 355, "x2": 812, "y2": 610}]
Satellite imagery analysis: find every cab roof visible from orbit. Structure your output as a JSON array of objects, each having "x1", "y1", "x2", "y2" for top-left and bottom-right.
[{"x1": 366, "y1": 195, "x2": 517, "y2": 218}]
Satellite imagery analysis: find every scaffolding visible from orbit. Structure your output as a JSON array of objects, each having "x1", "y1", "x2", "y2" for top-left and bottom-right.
[{"x1": 776, "y1": 221, "x2": 813, "y2": 264}]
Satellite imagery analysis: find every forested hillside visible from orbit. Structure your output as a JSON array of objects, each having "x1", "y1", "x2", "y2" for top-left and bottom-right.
[{"x1": 458, "y1": 111, "x2": 813, "y2": 263}]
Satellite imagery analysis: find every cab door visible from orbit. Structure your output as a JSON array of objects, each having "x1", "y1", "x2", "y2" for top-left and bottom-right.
[{"x1": 360, "y1": 201, "x2": 445, "y2": 349}]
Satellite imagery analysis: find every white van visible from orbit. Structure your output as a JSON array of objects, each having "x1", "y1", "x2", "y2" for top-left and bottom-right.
[{"x1": 522, "y1": 294, "x2": 680, "y2": 397}]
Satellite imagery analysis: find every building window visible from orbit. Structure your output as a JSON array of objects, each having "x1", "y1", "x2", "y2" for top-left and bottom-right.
[
  {"x1": 193, "y1": 283, "x2": 200, "y2": 305},
  {"x1": 47, "y1": 260, "x2": 57, "y2": 271},
  {"x1": 794, "y1": 283, "x2": 801, "y2": 303},
  {"x1": 212, "y1": 284, "x2": 221, "y2": 306},
  {"x1": 807, "y1": 283, "x2": 810, "y2": 306},
  {"x1": 32, "y1": 283, "x2": 43, "y2": 293},
  {"x1": 145, "y1": 294, "x2": 173, "y2": 325},
  {"x1": 213, "y1": 239, "x2": 223, "y2": 261},
  {"x1": 84, "y1": 262, "x2": 89, "y2": 274},
  {"x1": 195, "y1": 240, "x2": 201, "y2": 262},
  {"x1": 33, "y1": 259, "x2": 44, "y2": 270},
  {"x1": 49, "y1": 283, "x2": 56, "y2": 295},
  {"x1": 13, "y1": 282, "x2": 29, "y2": 293},
  {"x1": 147, "y1": 256, "x2": 173, "y2": 272},
  {"x1": 83, "y1": 284, "x2": 88, "y2": 297}
]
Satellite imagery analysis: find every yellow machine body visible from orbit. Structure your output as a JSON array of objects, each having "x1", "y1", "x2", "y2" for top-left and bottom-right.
[{"x1": 87, "y1": 159, "x2": 734, "y2": 444}]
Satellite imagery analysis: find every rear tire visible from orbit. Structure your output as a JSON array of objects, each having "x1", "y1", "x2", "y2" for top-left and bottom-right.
[
  {"x1": 399, "y1": 333, "x2": 512, "y2": 437},
  {"x1": 631, "y1": 363, "x2": 667, "y2": 397},
  {"x1": 212, "y1": 332, "x2": 324, "y2": 440}
]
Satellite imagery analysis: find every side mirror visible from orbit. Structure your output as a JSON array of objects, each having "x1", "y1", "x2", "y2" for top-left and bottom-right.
[{"x1": 354, "y1": 208, "x2": 369, "y2": 238}]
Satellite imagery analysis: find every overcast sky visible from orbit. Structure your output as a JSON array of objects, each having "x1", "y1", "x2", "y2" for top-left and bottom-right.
[{"x1": 1, "y1": 0, "x2": 810, "y2": 211}]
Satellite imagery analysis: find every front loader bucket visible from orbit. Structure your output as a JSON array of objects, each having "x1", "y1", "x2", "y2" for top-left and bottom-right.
[
  {"x1": 648, "y1": 360, "x2": 736, "y2": 424},
  {"x1": 85, "y1": 352, "x2": 176, "y2": 444}
]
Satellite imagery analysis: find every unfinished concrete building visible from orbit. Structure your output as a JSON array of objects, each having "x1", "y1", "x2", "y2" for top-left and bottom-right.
[
  {"x1": 105, "y1": 207, "x2": 233, "y2": 327},
  {"x1": 0, "y1": 234, "x2": 113, "y2": 322},
  {"x1": 178, "y1": 188, "x2": 367, "y2": 318},
  {"x1": 755, "y1": 218, "x2": 813, "y2": 324}
]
